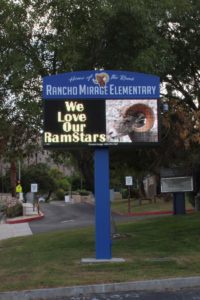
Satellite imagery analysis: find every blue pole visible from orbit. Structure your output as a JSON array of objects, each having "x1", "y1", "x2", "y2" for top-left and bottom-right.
[
  {"x1": 173, "y1": 192, "x2": 185, "y2": 215},
  {"x1": 94, "y1": 147, "x2": 111, "y2": 259}
]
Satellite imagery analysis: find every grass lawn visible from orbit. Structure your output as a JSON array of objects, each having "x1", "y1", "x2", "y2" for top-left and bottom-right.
[
  {"x1": 111, "y1": 197, "x2": 193, "y2": 214},
  {"x1": 0, "y1": 212, "x2": 200, "y2": 291}
]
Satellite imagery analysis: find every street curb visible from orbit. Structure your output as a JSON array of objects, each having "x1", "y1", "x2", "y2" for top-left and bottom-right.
[
  {"x1": 1, "y1": 276, "x2": 200, "y2": 300},
  {"x1": 5, "y1": 212, "x2": 44, "y2": 224}
]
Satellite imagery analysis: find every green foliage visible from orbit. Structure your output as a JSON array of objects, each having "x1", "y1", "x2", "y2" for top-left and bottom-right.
[
  {"x1": 0, "y1": 172, "x2": 11, "y2": 193},
  {"x1": 21, "y1": 163, "x2": 73, "y2": 200},
  {"x1": 49, "y1": 168, "x2": 70, "y2": 191},
  {"x1": 22, "y1": 163, "x2": 57, "y2": 194},
  {"x1": 1, "y1": 0, "x2": 200, "y2": 190},
  {"x1": 48, "y1": 168, "x2": 63, "y2": 180},
  {"x1": 6, "y1": 203, "x2": 23, "y2": 218},
  {"x1": 1, "y1": 214, "x2": 200, "y2": 291},
  {"x1": 186, "y1": 192, "x2": 195, "y2": 208},
  {"x1": 121, "y1": 188, "x2": 128, "y2": 199},
  {"x1": 49, "y1": 168, "x2": 71, "y2": 200},
  {"x1": 77, "y1": 189, "x2": 90, "y2": 196},
  {"x1": 68, "y1": 174, "x2": 83, "y2": 191},
  {"x1": 55, "y1": 188, "x2": 65, "y2": 200},
  {"x1": 131, "y1": 188, "x2": 140, "y2": 198},
  {"x1": 0, "y1": 203, "x2": 6, "y2": 213},
  {"x1": 121, "y1": 188, "x2": 140, "y2": 199},
  {"x1": 58, "y1": 178, "x2": 70, "y2": 191}
]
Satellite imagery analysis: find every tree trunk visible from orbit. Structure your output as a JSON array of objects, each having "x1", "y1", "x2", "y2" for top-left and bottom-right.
[
  {"x1": 10, "y1": 160, "x2": 17, "y2": 197},
  {"x1": 138, "y1": 178, "x2": 145, "y2": 198},
  {"x1": 45, "y1": 190, "x2": 52, "y2": 202},
  {"x1": 71, "y1": 150, "x2": 94, "y2": 191},
  {"x1": 79, "y1": 157, "x2": 94, "y2": 191},
  {"x1": 195, "y1": 193, "x2": 200, "y2": 211}
]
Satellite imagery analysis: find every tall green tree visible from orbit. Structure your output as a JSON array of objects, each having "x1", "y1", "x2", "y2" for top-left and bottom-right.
[
  {"x1": 96, "y1": 0, "x2": 200, "y2": 180},
  {"x1": 1, "y1": 0, "x2": 200, "y2": 191}
]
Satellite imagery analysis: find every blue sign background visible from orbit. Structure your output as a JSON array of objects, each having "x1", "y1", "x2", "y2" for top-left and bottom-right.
[{"x1": 43, "y1": 70, "x2": 160, "y2": 99}]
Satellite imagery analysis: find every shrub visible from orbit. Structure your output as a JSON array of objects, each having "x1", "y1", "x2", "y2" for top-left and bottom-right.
[
  {"x1": 71, "y1": 191, "x2": 79, "y2": 195},
  {"x1": 68, "y1": 175, "x2": 86, "y2": 190},
  {"x1": 131, "y1": 188, "x2": 140, "y2": 198},
  {"x1": 121, "y1": 188, "x2": 140, "y2": 199},
  {"x1": 6, "y1": 203, "x2": 23, "y2": 218},
  {"x1": 22, "y1": 163, "x2": 57, "y2": 194},
  {"x1": 0, "y1": 204, "x2": 6, "y2": 213},
  {"x1": 55, "y1": 188, "x2": 65, "y2": 200},
  {"x1": 57, "y1": 178, "x2": 70, "y2": 191},
  {"x1": 77, "y1": 189, "x2": 90, "y2": 196},
  {"x1": 121, "y1": 189, "x2": 128, "y2": 199},
  {"x1": 186, "y1": 192, "x2": 195, "y2": 207}
]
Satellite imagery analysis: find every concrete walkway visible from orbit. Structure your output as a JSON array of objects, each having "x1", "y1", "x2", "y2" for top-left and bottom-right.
[
  {"x1": 0, "y1": 212, "x2": 32, "y2": 240},
  {"x1": 1, "y1": 276, "x2": 200, "y2": 300},
  {"x1": 0, "y1": 223, "x2": 32, "y2": 241}
]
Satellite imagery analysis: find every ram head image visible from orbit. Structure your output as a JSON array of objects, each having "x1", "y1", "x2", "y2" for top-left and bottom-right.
[{"x1": 107, "y1": 103, "x2": 155, "y2": 142}]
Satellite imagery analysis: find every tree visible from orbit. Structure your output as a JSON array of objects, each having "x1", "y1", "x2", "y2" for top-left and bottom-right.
[
  {"x1": 0, "y1": 0, "x2": 44, "y2": 195},
  {"x1": 0, "y1": 0, "x2": 109, "y2": 191},
  {"x1": 97, "y1": 0, "x2": 200, "y2": 180},
  {"x1": 0, "y1": 95, "x2": 42, "y2": 196},
  {"x1": 1, "y1": 0, "x2": 200, "y2": 191},
  {"x1": 153, "y1": 0, "x2": 200, "y2": 178},
  {"x1": 22, "y1": 163, "x2": 57, "y2": 200}
]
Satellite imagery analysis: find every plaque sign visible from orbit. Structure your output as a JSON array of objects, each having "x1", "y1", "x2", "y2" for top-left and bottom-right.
[{"x1": 161, "y1": 176, "x2": 193, "y2": 193}]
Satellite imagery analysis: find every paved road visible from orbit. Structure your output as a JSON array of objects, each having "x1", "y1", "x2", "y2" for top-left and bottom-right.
[
  {"x1": 51, "y1": 288, "x2": 200, "y2": 300},
  {"x1": 29, "y1": 201, "x2": 166, "y2": 234},
  {"x1": 0, "y1": 201, "x2": 163, "y2": 240},
  {"x1": 29, "y1": 202, "x2": 96, "y2": 234},
  {"x1": 35, "y1": 288, "x2": 200, "y2": 300}
]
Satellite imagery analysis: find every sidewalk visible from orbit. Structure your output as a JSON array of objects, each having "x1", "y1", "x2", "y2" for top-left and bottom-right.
[
  {"x1": 0, "y1": 223, "x2": 32, "y2": 241},
  {"x1": 1, "y1": 276, "x2": 200, "y2": 300},
  {"x1": 0, "y1": 212, "x2": 43, "y2": 241}
]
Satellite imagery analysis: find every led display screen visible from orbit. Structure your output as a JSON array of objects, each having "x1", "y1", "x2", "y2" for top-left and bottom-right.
[{"x1": 43, "y1": 98, "x2": 159, "y2": 148}]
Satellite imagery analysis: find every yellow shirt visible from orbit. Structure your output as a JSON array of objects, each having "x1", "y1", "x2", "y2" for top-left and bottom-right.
[{"x1": 16, "y1": 184, "x2": 22, "y2": 193}]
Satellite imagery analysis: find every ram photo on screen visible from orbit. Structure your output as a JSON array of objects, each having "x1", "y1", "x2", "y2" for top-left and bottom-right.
[{"x1": 106, "y1": 99, "x2": 158, "y2": 143}]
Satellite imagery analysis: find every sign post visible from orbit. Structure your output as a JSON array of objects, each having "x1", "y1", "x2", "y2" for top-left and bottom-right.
[
  {"x1": 95, "y1": 148, "x2": 111, "y2": 259},
  {"x1": 125, "y1": 176, "x2": 133, "y2": 214},
  {"x1": 160, "y1": 168, "x2": 193, "y2": 215},
  {"x1": 31, "y1": 183, "x2": 39, "y2": 213}
]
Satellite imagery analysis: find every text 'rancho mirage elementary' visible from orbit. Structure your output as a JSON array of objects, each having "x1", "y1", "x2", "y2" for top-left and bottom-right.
[
  {"x1": 45, "y1": 84, "x2": 157, "y2": 97},
  {"x1": 43, "y1": 71, "x2": 159, "y2": 99}
]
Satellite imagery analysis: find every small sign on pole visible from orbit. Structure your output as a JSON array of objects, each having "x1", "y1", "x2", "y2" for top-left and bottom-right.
[
  {"x1": 125, "y1": 176, "x2": 133, "y2": 186},
  {"x1": 125, "y1": 176, "x2": 133, "y2": 214},
  {"x1": 31, "y1": 183, "x2": 39, "y2": 214},
  {"x1": 31, "y1": 183, "x2": 38, "y2": 193}
]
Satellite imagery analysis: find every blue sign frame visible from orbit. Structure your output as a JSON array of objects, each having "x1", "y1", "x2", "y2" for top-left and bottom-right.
[{"x1": 43, "y1": 70, "x2": 160, "y2": 99}]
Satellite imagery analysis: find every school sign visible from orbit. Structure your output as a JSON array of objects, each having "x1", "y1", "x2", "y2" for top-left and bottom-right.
[
  {"x1": 43, "y1": 70, "x2": 160, "y2": 148},
  {"x1": 43, "y1": 70, "x2": 160, "y2": 260}
]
